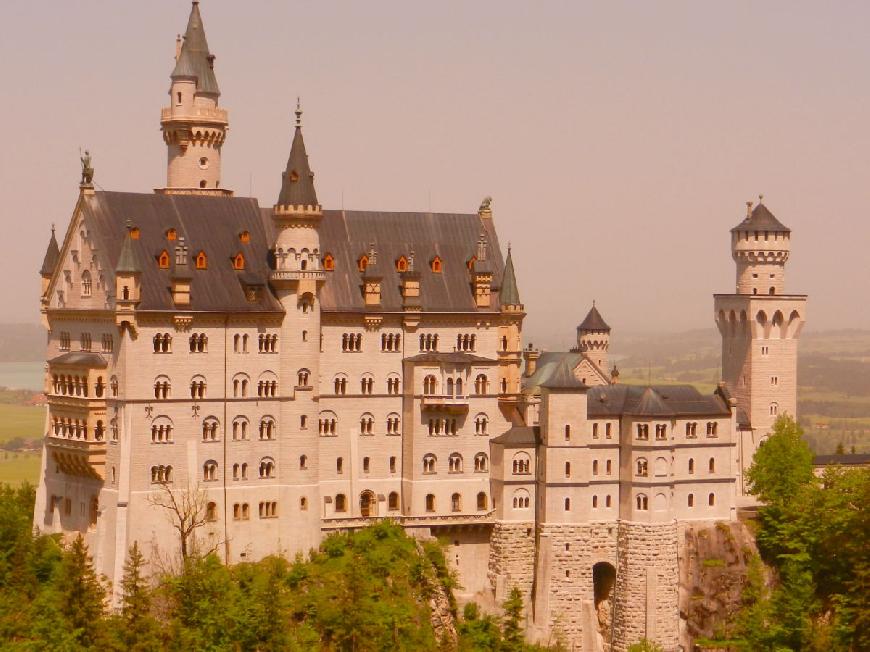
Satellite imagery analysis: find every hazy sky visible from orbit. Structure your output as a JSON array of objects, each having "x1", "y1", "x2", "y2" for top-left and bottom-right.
[{"x1": 2, "y1": 1, "x2": 868, "y2": 348}]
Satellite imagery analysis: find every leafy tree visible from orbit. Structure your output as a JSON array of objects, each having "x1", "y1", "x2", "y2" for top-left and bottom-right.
[
  {"x1": 627, "y1": 639, "x2": 664, "y2": 652},
  {"x1": 835, "y1": 441, "x2": 845, "y2": 455},
  {"x1": 458, "y1": 602, "x2": 502, "y2": 651},
  {"x1": 746, "y1": 415, "x2": 814, "y2": 507}
]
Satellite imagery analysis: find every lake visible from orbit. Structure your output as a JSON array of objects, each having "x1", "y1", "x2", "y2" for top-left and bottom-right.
[{"x1": 0, "y1": 362, "x2": 44, "y2": 392}]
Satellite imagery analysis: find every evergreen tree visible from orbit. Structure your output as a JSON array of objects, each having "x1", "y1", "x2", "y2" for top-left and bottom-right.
[
  {"x1": 55, "y1": 534, "x2": 108, "y2": 648},
  {"x1": 116, "y1": 541, "x2": 163, "y2": 651},
  {"x1": 501, "y1": 587, "x2": 525, "y2": 651}
]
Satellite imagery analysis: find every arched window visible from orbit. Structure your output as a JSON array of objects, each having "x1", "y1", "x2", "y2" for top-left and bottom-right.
[
  {"x1": 157, "y1": 250, "x2": 170, "y2": 269},
  {"x1": 386, "y1": 413, "x2": 400, "y2": 435},
  {"x1": 333, "y1": 374, "x2": 348, "y2": 395},
  {"x1": 189, "y1": 375, "x2": 206, "y2": 399},
  {"x1": 153, "y1": 375, "x2": 171, "y2": 400},
  {"x1": 512, "y1": 489, "x2": 530, "y2": 509},
  {"x1": 323, "y1": 253, "x2": 335, "y2": 271},
  {"x1": 205, "y1": 502, "x2": 217, "y2": 522},
  {"x1": 636, "y1": 458, "x2": 648, "y2": 477},
  {"x1": 360, "y1": 374, "x2": 374, "y2": 395},
  {"x1": 300, "y1": 497, "x2": 308, "y2": 511},
  {"x1": 359, "y1": 413, "x2": 374, "y2": 435},
  {"x1": 232, "y1": 253, "x2": 245, "y2": 270},
  {"x1": 592, "y1": 460, "x2": 599, "y2": 475},
  {"x1": 708, "y1": 493, "x2": 716, "y2": 506},
  {"x1": 477, "y1": 492, "x2": 488, "y2": 510},
  {"x1": 81, "y1": 270, "x2": 92, "y2": 297},
  {"x1": 425, "y1": 494, "x2": 436, "y2": 512},
  {"x1": 319, "y1": 411, "x2": 337, "y2": 436},
  {"x1": 203, "y1": 460, "x2": 218, "y2": 482},
  {"x1": 474, "y1": 414, "x2": 488, "y2": 435},
  {"x1": 565, "y1": 461, "x2": 571, "y2": 478},
  {"x1": 388, "y1": 492, "x2": 399, "y2": 511},
  {"x1": 201, "y1": 417, "x2": 219, "y2": 441},
  {"x1": 423, "y1": 375, "x2": 437, "y2": 395},
  {"x1": 474, "y1": 374, "x2": 488, "y2": 395},
  {"x1": 357, "y1": 255, "x2": 368, "y2": 272},
  {"x1": 423, "y1": 454, "x2": 437, "y2": 474},
  {"x1": 232, "y1": 374, "x2": 250, "y2": 398},
  {"x1": 512, "y1": 452, "x2": 530, "y2": 475},
  {"x1": 474, "y1": 452, "x2": 488, "y2": 472},
  {"x1": 430, "y1": 256, "x2": 442, "y2": 273},
  {"x1": 297, "y1": 368, "x2": 310, "y2": 386},
  {"x1": 299, "y1": 454, "x2": 308, "y2": 470},
  {"x1": 232, "y1": 416, "x2": 249, "y2": 441},
  {"x1": 448, "y1": 453, "x2": 463, "y2": 473},
  {"x1": 259, "y1": 457, "x2": 275, "y2": 479},
  {"x1": 688, "y1": 458, "x2": 695, "y2": 474},
  {"x1": 259, "y1": 417, "x2": 276, "y2": 440},
  {"x1": 396, "y1": 256, "x2": 408, "y2": 272},
  {"x1": 195, "y1": 250, "x2": 208, "y2": 269},
  {"x1": 565, "y1": 424, "x2": 571, "y2": 441},
  {"x1": 564, "y1": 497, "x2": 571, "y2": 511},
  {"x1": 769, "y1": 403, "x2": 779, "y2": 416},
  {"x1": 451, "y1": 493, "x2": 462, "y2": 512},
  {"x1": 709, "y1": 457, "x2": 716, "y2": 473},
  {"x1": 636, "y1": 494, "x2": 649, "y2": 510}
]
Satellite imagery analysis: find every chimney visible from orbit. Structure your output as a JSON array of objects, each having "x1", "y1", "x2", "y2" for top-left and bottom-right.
[
  {"x1": 171, "y1": 237, "x2": 192, "y2": 307},
  {"x1": 523, "y1": 343, "x2": 540, "y2": 378},
  {"x1": 362, "y1": 243, "x2": 382, "y2": 307}
]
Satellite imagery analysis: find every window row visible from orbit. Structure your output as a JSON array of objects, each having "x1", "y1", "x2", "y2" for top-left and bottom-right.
[
  {"x1": 423, "y1": 374, "x2": 490, "y2": 396},
  {"x1": 50, "y1": 417, "x2": 105, "y2": 442},
  {"x1": 342, "y1": 333, "x2": 363, "y2": 352},
  {"x1": 684, "y1": 422, "x2": 720, "y2": 438},
  {"x1": 422, "y1": 452, "x2": 488, "y2": 474},
  {"x1": 57, "y1": 331, "x2": 112, "y2": 353},
  {"x1": 51, "y1": 374, "x2": 107, "y2": 398},
  {"x1": 381, "y1": 333, "x2": 401, "y2": 352},
  {"x1": 333, "y1": 375, "x2": 401, "y2": 395}
]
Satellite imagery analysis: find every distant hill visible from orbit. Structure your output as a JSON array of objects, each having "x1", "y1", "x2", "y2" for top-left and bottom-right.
[{"x1": 0, "y1": 324, "x2": 42, "y2": 362}]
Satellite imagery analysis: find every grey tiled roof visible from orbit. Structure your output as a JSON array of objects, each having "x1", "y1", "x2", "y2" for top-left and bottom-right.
[
  {"x1": 49, "y1": 352, "x2": 109, "y2": 368},
  {"x1": 115, "y1": 229, "x2": 142, "y2": 274},
  {"x1": 578, "y1": 304, "x2": 610, "y2": 332},
  {"x1": 813, "y1": 454, "x2": 870, "y2": 466},
  {"x1": 586, "y1": 384, "x2": 730, "y2": 418},
  {"x1": 40, "y1": 227, "x2": 60, "y2": 276},
  {"x1": 491, "y1": 425, "x2": 539, "y2": 446},
  {"x1": 731, "y1": 203, "x2": 790, "y2": 233},
  {"x1": 310, "y1": 209, "x2": 505, "y2": 313},
  {"x1": 540, "y1": 358, "x2": 588, "y2": 390},
  {"x1": 171, "y1": 2, "x2": 220, "y2": 95},
  {"x1": 81, "y1": 192, "x2": 282, "y2": 313}
]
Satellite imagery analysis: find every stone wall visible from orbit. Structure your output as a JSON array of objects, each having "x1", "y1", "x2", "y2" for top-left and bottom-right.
[
  {"x1": 612, "y1": 521, "x2": 680, "y2": 652},
  {"x1": 488, "y1": 521, "x2": 535, "y2": 604}
]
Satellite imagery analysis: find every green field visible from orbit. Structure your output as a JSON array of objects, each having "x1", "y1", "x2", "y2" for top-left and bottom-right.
[
  {"x1": 0, "y1": 403, "x2": 44, "y2": 443},
  {"x1": 0, "y1": 451, "x2": 41, "y2": 485}
]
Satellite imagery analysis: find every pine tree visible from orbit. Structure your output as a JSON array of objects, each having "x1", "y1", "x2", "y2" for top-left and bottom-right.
[
  {"x1": 117, "y1": 541, "x2": 163, "y2": 651},
  {"x1": 55, "y1": 534, "x2": 107, "y2": 648},
  {"x1": 501, "y1": 587, "x2": 525, "y2": 650}
]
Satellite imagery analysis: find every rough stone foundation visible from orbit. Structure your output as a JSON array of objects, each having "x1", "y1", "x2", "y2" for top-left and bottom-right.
[{"x1": 488, "y1": 521, "x2": 536, "y2": 604}]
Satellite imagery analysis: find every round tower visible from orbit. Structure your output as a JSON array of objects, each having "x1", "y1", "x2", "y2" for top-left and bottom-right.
[
  {"x1": 160, "y1": 2, "x2": 230, "y2": 194},
  {"x1": 731, "y1": 197, "x2": 791, "y2": 295},
  {"x1": 576, "y1": 302, "x2": 610, "y2": 372}
]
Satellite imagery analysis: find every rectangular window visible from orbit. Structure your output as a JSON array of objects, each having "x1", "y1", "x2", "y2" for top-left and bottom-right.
[
  {"x1": 592, "y1": 423, "x2": 599, "y2": 439},
  {"x1": 80, "y1": 333, "x2": 92, "y2": 352},
  {"x1": 770, "y1": 376, "x2": 778, "y2": 386},
  {"x1": 761, "y1": 345, "x2": 769, "y2": 356},
  {"x1": 59, "y1": 332, "x2": 71, "y2": 351},
  {"x1": 605, "y1": 423, "x2": 612, "y2": 439}
]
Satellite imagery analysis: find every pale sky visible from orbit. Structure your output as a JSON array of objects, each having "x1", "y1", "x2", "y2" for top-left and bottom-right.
[{"x1": 1, "y1": 1, "x2": 868, "y2": 347}]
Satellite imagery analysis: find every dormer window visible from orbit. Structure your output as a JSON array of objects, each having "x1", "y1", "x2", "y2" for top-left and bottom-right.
[
  {"x1": 323, "y1": 253, "x2": 335, "y2": 271},
  {"x1": 358, "y1": 255, "x2": 368, "y2": 272},
  {"x1": 431, "y1": 256, "x2": 442, "y2": 273},
  {"x1": 238, "y1": 231, "x2": 251, "y2": 244},
  {"x1": 130, "y1": 227, "x2": 140, "y2": 240},
  {"x1": 195, "y1": 251, "x2": 208, "y2": 270},
  {"x1": 396, "y1": 256, "x2": 408, "y2": 272},
  {"x1": 166, "y1": 228, "x2": 177, "y2": 241},
  {"x1": 466, "y1": 256, "x2": 476, "y2": 271},
  {"x1": 232, "y1": 253, "x2": 245, "y2": 270},
  {"x1": 289, "y1": 170, "x2": 300, "y2": 182},
  {"x1": 158, "y1": 250, "x2": 170, "y2": 269}
]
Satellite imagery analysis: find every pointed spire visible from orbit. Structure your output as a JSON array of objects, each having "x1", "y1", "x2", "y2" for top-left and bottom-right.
[
  {"x1": 500, "y1": 245, "x2": 521, "y2": 306},
  {"x1": 116, "y1": 222, "x2": 142, "y2": 274},
  {"x1": 40, "y1": 224, "x2": 60, "y2": 276},
  {"x1": 277, "y1": 100, "x2": 319, "y2": 208},
  {"x1": 171, "y1": 1, "x2": 220, "y2": 95},
  {"x1": 578, "y1": 304, "x2": 610, "y2": 332}
]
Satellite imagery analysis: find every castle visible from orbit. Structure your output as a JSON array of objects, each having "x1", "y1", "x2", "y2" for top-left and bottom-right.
[{"x1": 33, "y1": 4, "x2": 806, "y2": 651}]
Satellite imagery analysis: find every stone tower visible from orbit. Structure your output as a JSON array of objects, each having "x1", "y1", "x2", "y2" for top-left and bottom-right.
[
  {"x1": 160, "y1": 2, "x2": 230, "y2": 195},
  {"x1": 268, "y1": 102, "x2": 325, "y2": 553},
  {"x1": 577, "y1": 303, "x2": 610, "y2": 373},
  {"x1": 714, "y1": 199, "x2": 807, "y2": 488}
]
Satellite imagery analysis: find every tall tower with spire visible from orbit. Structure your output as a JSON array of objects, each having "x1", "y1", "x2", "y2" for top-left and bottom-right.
[
  {"x1": 268, "y1": 101, "x2": 325, "y2": 552},
  {"x1": 576, "y1": 302, "x2": 610, "y2": 374},
  {"x1": 714, "y1": 198, "x2": 807, "y2": 493},
  {"x1": 159, "y1": 2, "x2": 230, "y2": 195}
]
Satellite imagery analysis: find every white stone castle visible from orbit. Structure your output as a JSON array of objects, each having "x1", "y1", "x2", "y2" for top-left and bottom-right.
[{"x1": 33, "y1": 4, "x2": 807, "y2": 650}]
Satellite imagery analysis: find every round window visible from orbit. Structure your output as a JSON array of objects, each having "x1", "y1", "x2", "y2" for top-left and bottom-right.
[{"x1": 199, "y1": 157, "x2": 209, "y2": 169}]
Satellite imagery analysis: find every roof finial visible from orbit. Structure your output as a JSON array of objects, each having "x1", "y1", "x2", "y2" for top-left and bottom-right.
[
  {"x1": 593, "y1": 299, "x2": 596, "y2": 307},
  {"x1": 125, "y1": 218, "x2": 133, "y2": 231},
  {"x1": 51, "y1": 223, "x2": 55, "y2": 236},
  {"x1": 295, "y1": 97, "x2": 302, "y2": 127},
  {"x1": 758, "y1": 193, "x2": 764, "y2": 204},
  {"x1": 746, "y1": 200, "x2": 753, "y2": 217},
  {"x1": 507, "y1": 241, "x2": 512, "y2": 254}
]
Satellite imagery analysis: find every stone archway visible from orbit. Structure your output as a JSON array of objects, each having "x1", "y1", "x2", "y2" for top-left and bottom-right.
[
  {"x1": 593, "y1": 561, "x2": 616, "y2": 650},
  {"x1": 360, "y1": 490, "x2": 377, "y2": 518}
]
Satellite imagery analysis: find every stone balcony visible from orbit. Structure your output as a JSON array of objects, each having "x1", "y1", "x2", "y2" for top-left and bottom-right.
[
  {"x1": 321, "y1": 511, "x2": 495, "y2": 531},
  {"x1": 45, "y1": 435, "x2": 107, "y2": 480},
  {"x1": 269, "y1": 269, "x2": 327, "y2": 282},
  {"x1": 421, "y1": 395, "x2": 470, "y2": 413},
  {"x1": 160, "y1": 106, "x2": 228, "y2": 124}
]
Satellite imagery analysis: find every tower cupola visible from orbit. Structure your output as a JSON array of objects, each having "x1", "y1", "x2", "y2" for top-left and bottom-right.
[
  {"x1": 576, "y1": 302, "x2": 610, "y2": 372},
  {"x1": 159, "y1": 1, "x2": 230, "y2": 195},
  {"x1": 730, "y1": 197, "x2": 791, "y2": 295},
  {"x1": 39, "y1": 225, "x2": 60, "y2": 300}
]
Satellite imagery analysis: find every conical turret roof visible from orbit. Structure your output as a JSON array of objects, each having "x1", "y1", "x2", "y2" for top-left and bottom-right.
[
  {"x1": 731, "y1": 201, "x2": 790, "y2": 233},
  {"x1": 578, "y1": 304, "x2": 610, "y2": 332},
  {"x1": 171, "y1": 2, "x2": 220, "y2": 95},
  {"x1": 40, "y1": 226, "x2": 60, "y2": 276},
  {"x1": 115, "y1": 228, "x2": 142, "y2": 274},
  {"x1": 500, "y1": 247, "x2": 521, "y2": 305},
  {"x1": 276, "y1": 105, "x2": 319, "y2": 208}
]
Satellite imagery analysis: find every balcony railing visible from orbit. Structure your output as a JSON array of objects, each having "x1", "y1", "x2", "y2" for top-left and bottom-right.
[
  {"x1": 421, "y1": 395, "x2": 470, "y2": 412},
  {"x1": 269, "y1": 270, "x2": 326, "y2": 282},
  {"x1": 321, "y1": 511, "x2": 495, "y2": 530},
  {"x1": 45, "y1": 436, "x2": 107, "y2": 480},
  {"x1": 160, "y1": 106, "x2": 228, "y2": 123}
]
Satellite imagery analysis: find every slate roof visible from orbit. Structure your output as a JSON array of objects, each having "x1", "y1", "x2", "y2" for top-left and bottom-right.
[
  {"x1": 578, "y1": 304, "x2": 610, "y2": 332},
  {"x1": 491, "y1": 425, "x2": 539, "y2": 446},
  {"x1": 586, "y1": 384, "x2": 730, "y2": 418},
  {"x1": 48, "y1": 352, "x2": 109, "y2": 368},
  {"x1": 500, "y1": 247, "x2": 521, "y2": 305},
  {"x1": 80, "y1": 192, "x2": 282, "y2": 313},
  {"x1": 171, "y1": 1, "x2": 220, "y2": 96},
  {"x1": 115, "y1": 228, "x2": 142, "y2": 274},
  {"x1": 540, "y1": 357, "x2": 588, "y2": 390},
  {"x1": 309, "y1": 209, "x2": 505, "y2": 313},
  {"x1": 70, "y1": 191, "x2": 505, "y2": 316},
  {"x1": 731, "y1": 202, "x2": 790, "y2": 233},
  {"x1": 40, "y1": 227, "x2": 60, "y2": 276},
  {"x1": 813, "y1": 454, "x2": 870, "y2": 467}
]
